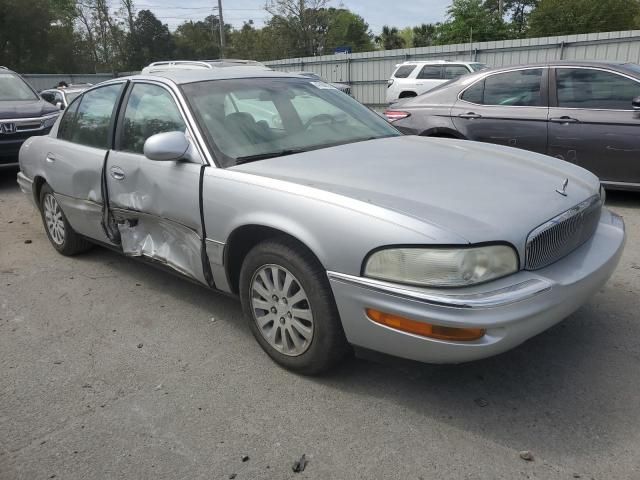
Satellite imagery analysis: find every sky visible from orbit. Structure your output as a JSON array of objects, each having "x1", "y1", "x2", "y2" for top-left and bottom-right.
[{"x1": 128, "y1": 0, "x2": 452, "y2": 33}]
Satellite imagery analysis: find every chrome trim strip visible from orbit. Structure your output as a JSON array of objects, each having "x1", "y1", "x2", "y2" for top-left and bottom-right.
[
  {"x1": 0, "y1": 113, "x2": 59, "y2": 124},
  {"x1": 327, "y1": 271, "x2": 552, "y2": 309}
]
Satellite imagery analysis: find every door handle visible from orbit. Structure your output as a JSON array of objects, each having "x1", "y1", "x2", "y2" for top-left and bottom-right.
[
  {"x1": 110, "y1": 166, "x2": 125, "y2": 181},
  {"x1": 458, "y1": 112, "x2": 482, "y2": 119},
  {"x1": 549, "y1": 116, "x2": 579, "y2": 124},
  {"x1": 45, "y1": 153, "x2": 56, "y2": 163}
]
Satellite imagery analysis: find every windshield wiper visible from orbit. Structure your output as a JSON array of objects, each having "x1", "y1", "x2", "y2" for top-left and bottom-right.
[{"x1": 235, "y1": 149, "x2": 306, "y2": 165}]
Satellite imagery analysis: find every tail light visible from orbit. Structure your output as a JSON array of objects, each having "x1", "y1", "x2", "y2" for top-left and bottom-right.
[
  {"x1": 383, "y1": 110, "x2": 411, "y2": 122},
  {"x1": 387, "y1": 79, "x2": 394, "y2": 88}
]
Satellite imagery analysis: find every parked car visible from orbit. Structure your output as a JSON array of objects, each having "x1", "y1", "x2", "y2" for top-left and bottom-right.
[
  {"x1": 17, "y1": 65, "x2": 624, "y2": 374},
  {"x1": 385, "y1": 61, "x2": 640, "y2": 191},
  {"x1": 386, "y1": 60, "x2": 487, "y2": 104},
  {"x1": 298, "y1": 72, "x2": 352, "y2": 96},
  {"x1": 40, "y1": 84, "x2": 91, "y2": 110},
  {"x1": 0, "y1": 66, "x2": 60, "y2": 168}
]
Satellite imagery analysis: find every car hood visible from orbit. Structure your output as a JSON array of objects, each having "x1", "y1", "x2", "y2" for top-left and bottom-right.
[
  {"x1": 0, "y1": 99, "x2": 58, "y2": 119},
  {"x1": 232, "y1": 136, "x2": 600, "y2": 251}
]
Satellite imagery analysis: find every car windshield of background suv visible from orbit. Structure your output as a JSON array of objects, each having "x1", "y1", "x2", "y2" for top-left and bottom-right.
[
  {"x1": 183, "y1": 77, "x2": 399, "y2": 166},
  {"x1": 0, "y1": 73, "x2": 38, "y2": 101}
]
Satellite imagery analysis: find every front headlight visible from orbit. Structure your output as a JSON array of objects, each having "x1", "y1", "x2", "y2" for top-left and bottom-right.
[
  {"x1": 364, "y1": 245, "x2": 519, "y2": 288},
  {"x1": 41, "y1": 114, "x2": 59, "y2": 129}
]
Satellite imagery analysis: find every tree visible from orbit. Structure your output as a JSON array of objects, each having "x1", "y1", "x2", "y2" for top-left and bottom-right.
[
  {"x1": 130, "y1": 10, "x2": 172, "y2": 68},
  {"x1": 174, "y1": 16, "x2": 225, "y2": 60},
  {"x1": 437, "y1": 0, "x2": 509, "y2": 44},
  {"x1": 528, "y1": 0, "x2": 640, "y2": 37},
  {"x1": 412, "y1": 23, "x2": 438, "y2": 47},
  {"x1": 322, "y1": 8, "x2": 373, "y2": 53},
  {"x1": 376, "y1": 26, "x2": 405, "y2": 50},
  {"x1": 265, "y1": 0, "x2": 330, "y2": 56}
]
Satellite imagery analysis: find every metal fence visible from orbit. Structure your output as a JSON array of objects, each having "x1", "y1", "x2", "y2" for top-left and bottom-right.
[
  {"x1": 265, "y1": 30, "x2": 640, "y2": 108},
  {"x1": 22, "y1": 73, "x2": 115, "y2": 92}
]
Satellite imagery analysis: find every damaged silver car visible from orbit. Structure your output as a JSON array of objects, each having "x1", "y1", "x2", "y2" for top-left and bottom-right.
[{"x1": 17, "y1": 64, "x2": 625, "y2": 374}]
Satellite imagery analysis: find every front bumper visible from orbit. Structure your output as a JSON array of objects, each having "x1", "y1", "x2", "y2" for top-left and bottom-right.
[{"x1": 328, "y1": 208, "x2": 625, "y2": 364}]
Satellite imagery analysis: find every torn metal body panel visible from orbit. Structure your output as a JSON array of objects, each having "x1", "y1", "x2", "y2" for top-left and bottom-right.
[
  {"x1": 106, "y1": 150, "x2": 206, "y2": 284},
  {"x1": 115, "y1": 210, "x2": 208, "y2": 285}
]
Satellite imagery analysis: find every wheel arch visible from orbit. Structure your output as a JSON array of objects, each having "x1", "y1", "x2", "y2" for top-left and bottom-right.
[
  {"x1": 421, "y1": 127, "x2": 466, "y2": 139},
  {"x1": 224, "y1": 223, "x2": 326, "y2": 295},
  {"x1": 32, "y1": 175, "x2": 47, "y2": 205}
]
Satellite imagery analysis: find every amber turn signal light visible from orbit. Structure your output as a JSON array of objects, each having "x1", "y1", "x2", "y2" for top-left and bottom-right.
[{"x1": 366, "y1": 309, "x2": 485, "y2": 341}]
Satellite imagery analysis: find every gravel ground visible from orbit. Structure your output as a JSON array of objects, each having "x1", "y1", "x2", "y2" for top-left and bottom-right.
[{"x1": 1, "y1": 167, "x2": 639, "y2": 480}]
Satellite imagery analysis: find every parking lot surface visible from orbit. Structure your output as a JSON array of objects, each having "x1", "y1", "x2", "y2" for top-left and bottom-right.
[{"x1": 1, "y1": 168, "x2": 639, "y2": 480}]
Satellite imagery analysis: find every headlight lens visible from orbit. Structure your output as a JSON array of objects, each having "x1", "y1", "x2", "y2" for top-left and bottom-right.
[
  {"x1": 364, "y1": 245, "x2": 519, "y2": 287},
  {"x1": 41, "y1": 114, "x2": 59, "y2": 129}
]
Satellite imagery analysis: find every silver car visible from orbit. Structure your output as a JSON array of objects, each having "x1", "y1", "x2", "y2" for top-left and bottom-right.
[{"x1": 17, "y1": 66, "x2": 626, "y2": 374}]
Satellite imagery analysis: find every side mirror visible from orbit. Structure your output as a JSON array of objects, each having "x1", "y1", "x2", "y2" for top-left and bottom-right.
[
  {"x1": 55, "y1": 101, "x2": 63, "y2": 110},
  {"x1": 143, "y1": 131, "x2": 192, "y2": 162},
  {"x1": 633, "y1": 96, "x2": 640, "y2": 111}
]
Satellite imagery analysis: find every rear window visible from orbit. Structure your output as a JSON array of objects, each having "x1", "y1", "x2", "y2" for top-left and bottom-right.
[
  {"x1": 443, "y1": 65, "x2": 470, "y2": 80},
  {"x1": 470, "y1": 63, "x2": 488, "y2": 72},
  {"x1": 393, "y1": 65, "x2": 417, "y2": 78}
]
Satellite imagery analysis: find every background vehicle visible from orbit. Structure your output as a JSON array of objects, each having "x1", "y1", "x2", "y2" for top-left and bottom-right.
[
  {"x1": 385, "y1": 61, "x2": 640, "y2": 191},
  {"x1": 385, "y1": 60, "x2": 487, "y2": 104},
  {"x1": 0, "y1": 66, "x2": 60, "y2": 168},
  {"x1": 299, "y1": 72, "x2": 352, "y2": 96},
  {"x1": 40, "y1": 84, "x2": 91, "y2": 110},
  {"x1": 17, "y1": 65, "x2": 624, "y2": 375}
]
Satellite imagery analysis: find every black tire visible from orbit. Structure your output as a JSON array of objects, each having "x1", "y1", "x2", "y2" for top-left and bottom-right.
[
  {"x1": 239, "y1": 237, "x2": 350, "y2": 375},
  {"x1": 39, "y1": 183, "x2": 92, "y2": 256}
]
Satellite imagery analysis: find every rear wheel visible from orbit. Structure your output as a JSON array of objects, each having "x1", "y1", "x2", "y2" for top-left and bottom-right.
[
  {"x1": 239, "y1": 237, "x2": 350, "y2": 374},
  {"x1": 39, "y1": 184, "x2": 92, "y2": 256}
]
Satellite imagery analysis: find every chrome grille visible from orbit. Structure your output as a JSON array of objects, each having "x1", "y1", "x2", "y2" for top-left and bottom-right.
[{"x1": 525, "y1": 195, "x2": 602, "y2": 270}]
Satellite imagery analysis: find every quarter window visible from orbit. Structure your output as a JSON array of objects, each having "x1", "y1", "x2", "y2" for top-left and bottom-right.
[
  {"x1": 483, "y1": 69, "x2": 543, "y2": 106},
  {"x1": 461, "y1": 80, "x2": 485, "y2": 104},
  {"x1": 556, "y1": 68, "x2": 640, "y2": 110},
  {"x1": 69, "y1": 84, "x2": 123, "y2": 149},
  {"x1": 417, "y1": 65, "x2": 442, "y2": 80},
  {"x1": 120, "y1": 83, "x2": 186, "y2": 154},
  {"x1": 393, "y1": 65, "x2": 417, "y2": 78},
  {"x1": 443, "y1": 65, "x2": 470, "y2": 80}
]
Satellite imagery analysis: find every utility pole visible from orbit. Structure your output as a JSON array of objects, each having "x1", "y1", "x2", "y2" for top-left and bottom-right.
[
  {"x1": 499, "y1": 0, "x2": 504, "y2": 17},
  {"x1": 218, "y1": 0, "x2": 225, "y2": 59}
]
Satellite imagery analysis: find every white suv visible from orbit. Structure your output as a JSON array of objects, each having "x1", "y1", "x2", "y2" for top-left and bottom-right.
[{"x1": 386, "y1": 60, "x2": 487, "y2": 104}]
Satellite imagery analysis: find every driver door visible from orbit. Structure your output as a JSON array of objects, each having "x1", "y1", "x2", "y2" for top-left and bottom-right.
[{"x1": 106, "y1": 81, "x2": 208, "y2": 285}]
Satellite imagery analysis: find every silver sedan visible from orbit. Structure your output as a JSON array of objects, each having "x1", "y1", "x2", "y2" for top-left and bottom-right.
[{"x1": 17, "y1": 66, "x2": 625, "y2": 374}]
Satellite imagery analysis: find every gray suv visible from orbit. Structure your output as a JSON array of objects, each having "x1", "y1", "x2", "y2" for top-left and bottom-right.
[
  {"x1": 0, "y1": 67, "x2": 60, "y2": 168},
  {"x1": 385, "y1": 61, "x2": 640, "y2": 191}
]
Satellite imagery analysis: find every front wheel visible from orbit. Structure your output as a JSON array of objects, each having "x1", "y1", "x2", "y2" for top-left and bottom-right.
[
  {"x1": 39, "y1": 184, "x2": 92, "y2": 256},
  {"x1": 239, "y1": 238, "x2": 350, "y2": 374}
]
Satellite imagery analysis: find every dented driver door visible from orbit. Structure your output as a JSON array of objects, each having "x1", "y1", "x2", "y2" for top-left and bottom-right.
[{"x1": 106, "y1": 81, "x2": 209, "y2": 285}]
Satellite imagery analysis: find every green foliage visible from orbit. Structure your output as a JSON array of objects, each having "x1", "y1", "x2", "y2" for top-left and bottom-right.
[
  {"x1": 376, "y1": 26, "x2": 406, "y2": 50},
  {"x1": 437, "y1": 0, "x2": 509, "y2": 44},
  {"x1": 528, "y1": 0, "x2": 640, "y2": 37}
]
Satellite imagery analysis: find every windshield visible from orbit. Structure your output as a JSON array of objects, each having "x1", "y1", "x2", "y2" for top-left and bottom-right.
[
  {"x1": 0, "y1": 73, "x2": 38, "y2": 101},
  {"x1": 182, "y1": 78, "x2": 399, "y2": 167}
]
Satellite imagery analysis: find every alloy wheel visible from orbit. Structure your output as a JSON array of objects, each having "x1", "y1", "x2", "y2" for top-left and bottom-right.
[
  {"x1": 250, "y1": 264, "x2": 314, "y2": 356},
  {"x1": 43, "y1": 193, "x2": 65, "y2": 245}
]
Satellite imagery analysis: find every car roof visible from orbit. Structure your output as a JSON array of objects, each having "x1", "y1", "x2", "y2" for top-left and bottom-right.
[
  {"x1": 128, "y1": 66, "x2": 306, "y2": 85},
  {"x1": 398, "y1": 60, "x2": 480, "y2": 66}
]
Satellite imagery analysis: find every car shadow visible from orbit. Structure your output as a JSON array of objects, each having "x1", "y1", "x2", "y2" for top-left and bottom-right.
[{"x1": 0, "y1": 166, "x2": 20, "y2": 192}]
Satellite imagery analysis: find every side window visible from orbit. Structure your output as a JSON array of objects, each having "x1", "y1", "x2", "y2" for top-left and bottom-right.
[
  {"x1": 483, "y1": 69, "x2": 543, "y2": 107},
  {"x1": 393, "y1": 65, "x2": 417, "y2": 79},
  {"x1": 121, "y1": 83, "x2": 186, "y2": 154},
  {"x1": 70, "y1": 84, "x2": 123, "y2": 149},
  {"x1": 41, "y1": 92, "x2": 55, "y2": 104},
  {"x1": 461, "y1": 79, "x2": 485, "y2": 104},
  {"x1": 55, "y1": 92, "x2": 64, "y2": 105},
  {"x1": 57, "y1": 97, "x2": 81, "y2": 141},
  {"x1": 444, "y1": 65, "x2": 471, "y2": 80},
  {"x1": 556, "y1": 68, "x2": 640, "y2": 110},
  {"x1": 417, "y1": 65, "x2": 442, "y2": 80}
]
